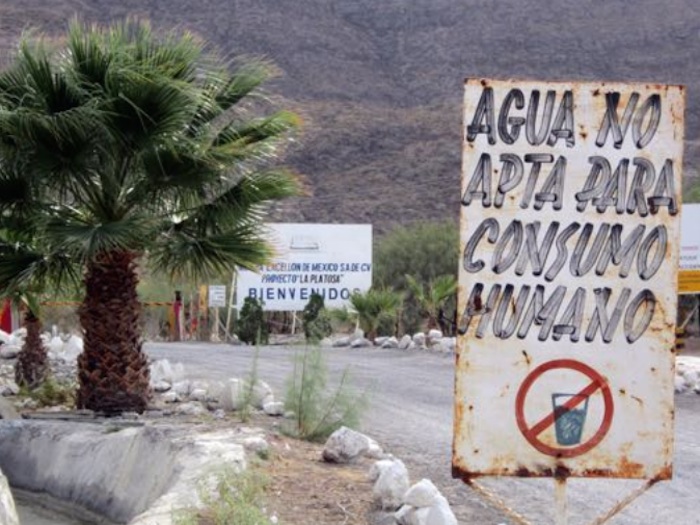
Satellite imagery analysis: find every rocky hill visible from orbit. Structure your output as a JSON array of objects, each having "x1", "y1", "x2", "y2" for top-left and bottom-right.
[{"x1": 2, "y1": 0, "x2": 699, "y2": 232}]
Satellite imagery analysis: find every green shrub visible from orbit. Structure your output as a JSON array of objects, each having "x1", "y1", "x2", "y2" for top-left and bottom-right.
[
  {"x1": 174, "y1": 468, "x2": 269, "y2": 525},
  {"x1": 302, "y1": 293, "x2": 333, "y2": 342},
  {"x1": 349, "y1": 289, "x2": 402, "y2": 341},
  {"x1": 236, "y1": 297, "x2": 268, "y2": 345},
  {"x1": 374, "y1": 221, "x2": 458, "y2": 333},
  {"x1": 283, "y1": 346, "x2": 368, "y2": 442},
  {"x1": 20, "y1": 378, "x2": 76, "y2": 408}
]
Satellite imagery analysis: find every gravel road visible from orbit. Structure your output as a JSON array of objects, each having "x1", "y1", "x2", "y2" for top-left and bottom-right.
[{"x1": 146, "y1": 342, "x2": 700, "y2": 525}]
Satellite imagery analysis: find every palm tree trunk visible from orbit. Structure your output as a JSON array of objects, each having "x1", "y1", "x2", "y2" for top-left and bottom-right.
[
  {"x1": 15, "y1": 309, "x2": 48, "y2": 389},
  {"x1": 77, "y1": 251, "x2": 150, "y2": 414}
]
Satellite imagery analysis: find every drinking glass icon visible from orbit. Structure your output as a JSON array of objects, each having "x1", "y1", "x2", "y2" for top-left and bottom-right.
[{"x1": 551, "y1": 393, "x2": 589, "y2": 446}]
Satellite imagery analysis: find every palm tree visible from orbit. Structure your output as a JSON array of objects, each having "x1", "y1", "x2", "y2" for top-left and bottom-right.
[
  {"x1": 0, "y1": 19, "x2": 300, "y2": 414},
  {"x1": 349, "y1": 289, "x2": 403, "y2": 341},
  {"x1": 405, "y1": 274, "x2": 457, "y2": 330}
]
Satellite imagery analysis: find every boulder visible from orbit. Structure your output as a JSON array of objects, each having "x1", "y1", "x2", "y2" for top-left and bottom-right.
[
  {"x1": 61, "y1": 336, "x2": 83, "y2": 361},
  {"x1": 0, "y1": 331, "x2": 10, "y2": 345},
  {"x1": 0, "y1": 346, "x2": 20, "y2": 360},
  {"x1": 374, "y1": 336, "x2": 389, "y2": 347},
  {"x1": 403, "y1": 479, "x2": 440, "y2": 508},
  {"x1": 0, "y1": 381, "x2": 19, "y2": 397},
  {"x1": 162, "y1": 392, "x2": 181, "y2": 403},
  {"x1": 172, "y1": 380, "x2": 192, "y2": 396},
  {"x1": 412, "y1": 333, "x2": 426, "y2": 348},
  {"x1": 263, "y1": 400, "x2": 285, "y2": 416},
  {"x1": 152, "y1": 381, "x2": 172, "y2": 393},
  {"x1": 397, "y1": 479, "x2": 458, "y2": 525},
  {"x1": 250, "y1": 380, "x2": 274, "y2": 409},
  {"x1": 0, "y1": 468, "x2": 18, "y2": 525},
  {"x1": 219, "y1": 378, "x2": 246, "y2": 411},
  {"x1": 47, "y1": 336, "x2": 64, "y2": 356},
  {"x1": 332, "y1": 337, "x2": 351, "y2": 347},
  {"x1": 427, "y1": 329, "x2": 443, "y2": 342},
  {"x1": 189, "y1": 389, "x2": 208, "y2": 402},
  {"x1": 382, "y1": 337, "x2": 400, "y2": 349},
  {"x1": 398, "y1": 335, "x2": 412, "y2": 350},
  {"x1": 675, "y1": 375, "x2": 688, "y2": 393},
  {"x1": 372, "y1": 458, "x2": 410, "y2": 510},
  {"x1": 323, "y1": 426, "x2": 372, "y2": 463},
  {"x1": 241, "y1": 436, "x2": 269, "y2": 455},
  {"x1": 350, "y1": 337, "x2": 371, "y2": 348},
  {"x1": 319, "y1": 337, "x2": 334, "y2": 347}
]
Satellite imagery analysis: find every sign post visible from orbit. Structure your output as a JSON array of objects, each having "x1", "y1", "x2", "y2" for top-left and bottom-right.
[
  {"x1": 455, "y1": 79, "x2": 684, "y2": 521},
  {"x1": 208, "y1": 284, "x2": 227, "y2": 342}
]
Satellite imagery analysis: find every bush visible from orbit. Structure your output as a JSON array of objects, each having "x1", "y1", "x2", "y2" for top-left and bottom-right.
[
  {"x1": 236, "y1": 297, "x2": 268, "y2": 345},
  {"x1": 174, "y1": 467, "x2": 269, "y2": 525},
  {"x1": 20, "y1": 378, "x2": 76, "y2": 408},
  {"x1": 302, "y1": 293, "x2": 333, "y2": 342},
  {"x1": 349, "y1": 289, "x2": 402, "y2": 341},
  {"x1": 283, "y1": 346, "x2": 368, "y2": 442},
  {"x1": 373, "y1": 221, "x2": 459, "y2": 333}
]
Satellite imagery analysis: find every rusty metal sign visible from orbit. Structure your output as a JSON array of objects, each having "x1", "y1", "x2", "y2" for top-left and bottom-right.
[{"x1": 454, "y1": 79, "x2": 684, "y2": 480}]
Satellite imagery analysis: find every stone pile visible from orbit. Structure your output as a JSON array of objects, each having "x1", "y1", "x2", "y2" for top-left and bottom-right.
[
  {"x1": 675, "y1": 355, "x2": 700, "y2": 394},
  {"x1": 324, "y1": 328, "x2": 456, "y2": 353},
  {"x1": 321, "y1": 427, "x2": 458, "y2": 525}
]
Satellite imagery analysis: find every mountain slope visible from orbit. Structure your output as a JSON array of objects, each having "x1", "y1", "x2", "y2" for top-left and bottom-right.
[{"x1": 1, "y1": 0, "x2": 699, "y2": 232}]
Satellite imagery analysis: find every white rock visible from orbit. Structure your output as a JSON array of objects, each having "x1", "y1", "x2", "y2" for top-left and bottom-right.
[
  {"x1": 425, "y1": 495, "x2": 458, "y2": 525},
  {"x1": 219, "y1": 378, "x2": 246, "y2": 411},
  {"x1": 398, "y1": 335, "x2": 412, "y2": 350},
  {"x1": 435, "y1": 338, "x2": 456, "y2": 353},
  {"x1": 428, "y1": 329, "x2": 443, "y2": 341},
  {"x1": 319, "y1": 337, "x2": 333, "y2": 347},
  {"x1": 189, "y1": 389, "x2": 208, "y2": 402},
  {"x1": 241, "y1": 436, "x2": 269, "y2": 454},
  {"x1": 396, "y1": 505, "x2": 430, "y2": 525},
  {"x1": 0, "y1": 346, "x2": 20, "y2": 360},
  {"x1": 251, "y1": 380, "x2": 274, "y2": 409},
  {"x1": 372, "y1": 458, "x2": 410, "y2": 510},
  {"x1": 403, "y1": 479, "x2": 440, "y2": 508},
  {"x1": 350, "y1": 337, "x2": 371, "y2": 348},
  {"x1": 374, "y1": 336, "x2": 389, "y2": 347},
  {"x1": 149, "y1": 359, "x2": 174, "y2": 385},
  {"x1": 323, "y1": 426, "x2": 371, "y2": 463},
  {"x1": 175, "y1": 401, "x2": 207, "y2": 416},
  {"x1": 365, "y1": 437, "x2": 385, "y2": 459},
  {"x1": 0, "y1": 382, "x2": 19, "y2": 397},
  {"x1": 412, "y1": 333, "x2": 426, "y2": 347},
  {"x1": 172, "y1": 380, "x2": 192, "y2": 396},
  {"x1": 382, "y1": 337, "x2": 399, "y2": 349},
  {"x1": 61, "y1": 336, "x2": 83, "y2": 360},
  {"x1": 683, "y1": 369, "x2": 700, "y2": 388},
  {"x1": 675, "y1": 375, "x2": 689, "y2": 393},
  {"x1": 48, "y1": 336, "x2": 64, "y2": 355},
  {"x1": 162, "y1": 392, "x2": 181, "y2": 403},
  {"x1": 263, "y1": 400, "x2": 285, "y2": 416},
  {"x1": 0, "y1": 398, "x2": 19, "y2": 419},
  {"x1": 153, "y1": 381, "x2": 172, "y2": 393},
  {"x1": 0, "y1": 468, "x2": 19, "y2": 525},
  {"x1": 0, "y1": 331, "x2": 10, "y2": 345},
  {"x1": 332, "y1": 337, "x2": 351, "y2": 347},
  {"x1": 171, "y1": 362, "x2": 186, "y2": 383}
]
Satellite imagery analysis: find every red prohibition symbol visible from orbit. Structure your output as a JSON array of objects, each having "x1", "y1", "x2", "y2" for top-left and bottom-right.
[{"x1": 515, "y1": 359, "x2": 614, "y2": 458}]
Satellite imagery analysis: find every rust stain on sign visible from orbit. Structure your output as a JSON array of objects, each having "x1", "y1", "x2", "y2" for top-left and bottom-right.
[{"x1": 454, "y1": 79, "x2": 684, "y2": 480}]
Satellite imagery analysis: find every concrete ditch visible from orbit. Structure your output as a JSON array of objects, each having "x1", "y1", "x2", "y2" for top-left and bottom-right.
[{"x1": 0, "y1": 419, "x2": 254, "y2": 524}]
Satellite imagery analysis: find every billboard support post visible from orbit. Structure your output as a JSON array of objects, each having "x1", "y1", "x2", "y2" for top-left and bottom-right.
[{"x1": 554, "y1": 477, "x2": 567, "y2": 525}]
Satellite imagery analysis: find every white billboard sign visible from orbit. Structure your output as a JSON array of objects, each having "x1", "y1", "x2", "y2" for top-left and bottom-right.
[
  {"x1": 454, "y1": 79, "x2": 683, "y2": 480},
  {"x1": 236, "y1": 223, "x2": 372, "y2": 311}
]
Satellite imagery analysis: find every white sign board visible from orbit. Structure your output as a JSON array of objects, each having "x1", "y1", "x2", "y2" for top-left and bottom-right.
[
  {"x1": 679, "y1": 203, "x2": 700, "y2": 293},
  {"x1": 236, "y1": 223, "x2": 372, "y2": 311},
  {"x1": 454, "y1": 79, "x2": 683, "y2": 480},
  {"x1": 208, "y1": 285, "x2": 227, "y2": 308}
]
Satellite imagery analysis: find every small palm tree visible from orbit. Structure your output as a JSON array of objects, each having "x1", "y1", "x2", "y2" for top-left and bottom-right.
[
  {"x1": 405, "y1": 274, "x2": 457, "y2": 330},
  {"x1": 0, "y1": 19, "x2": 300, "y2": 413},
  {"x1": 349, "y1": 289, "x2": 403, "y2": 341}
]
